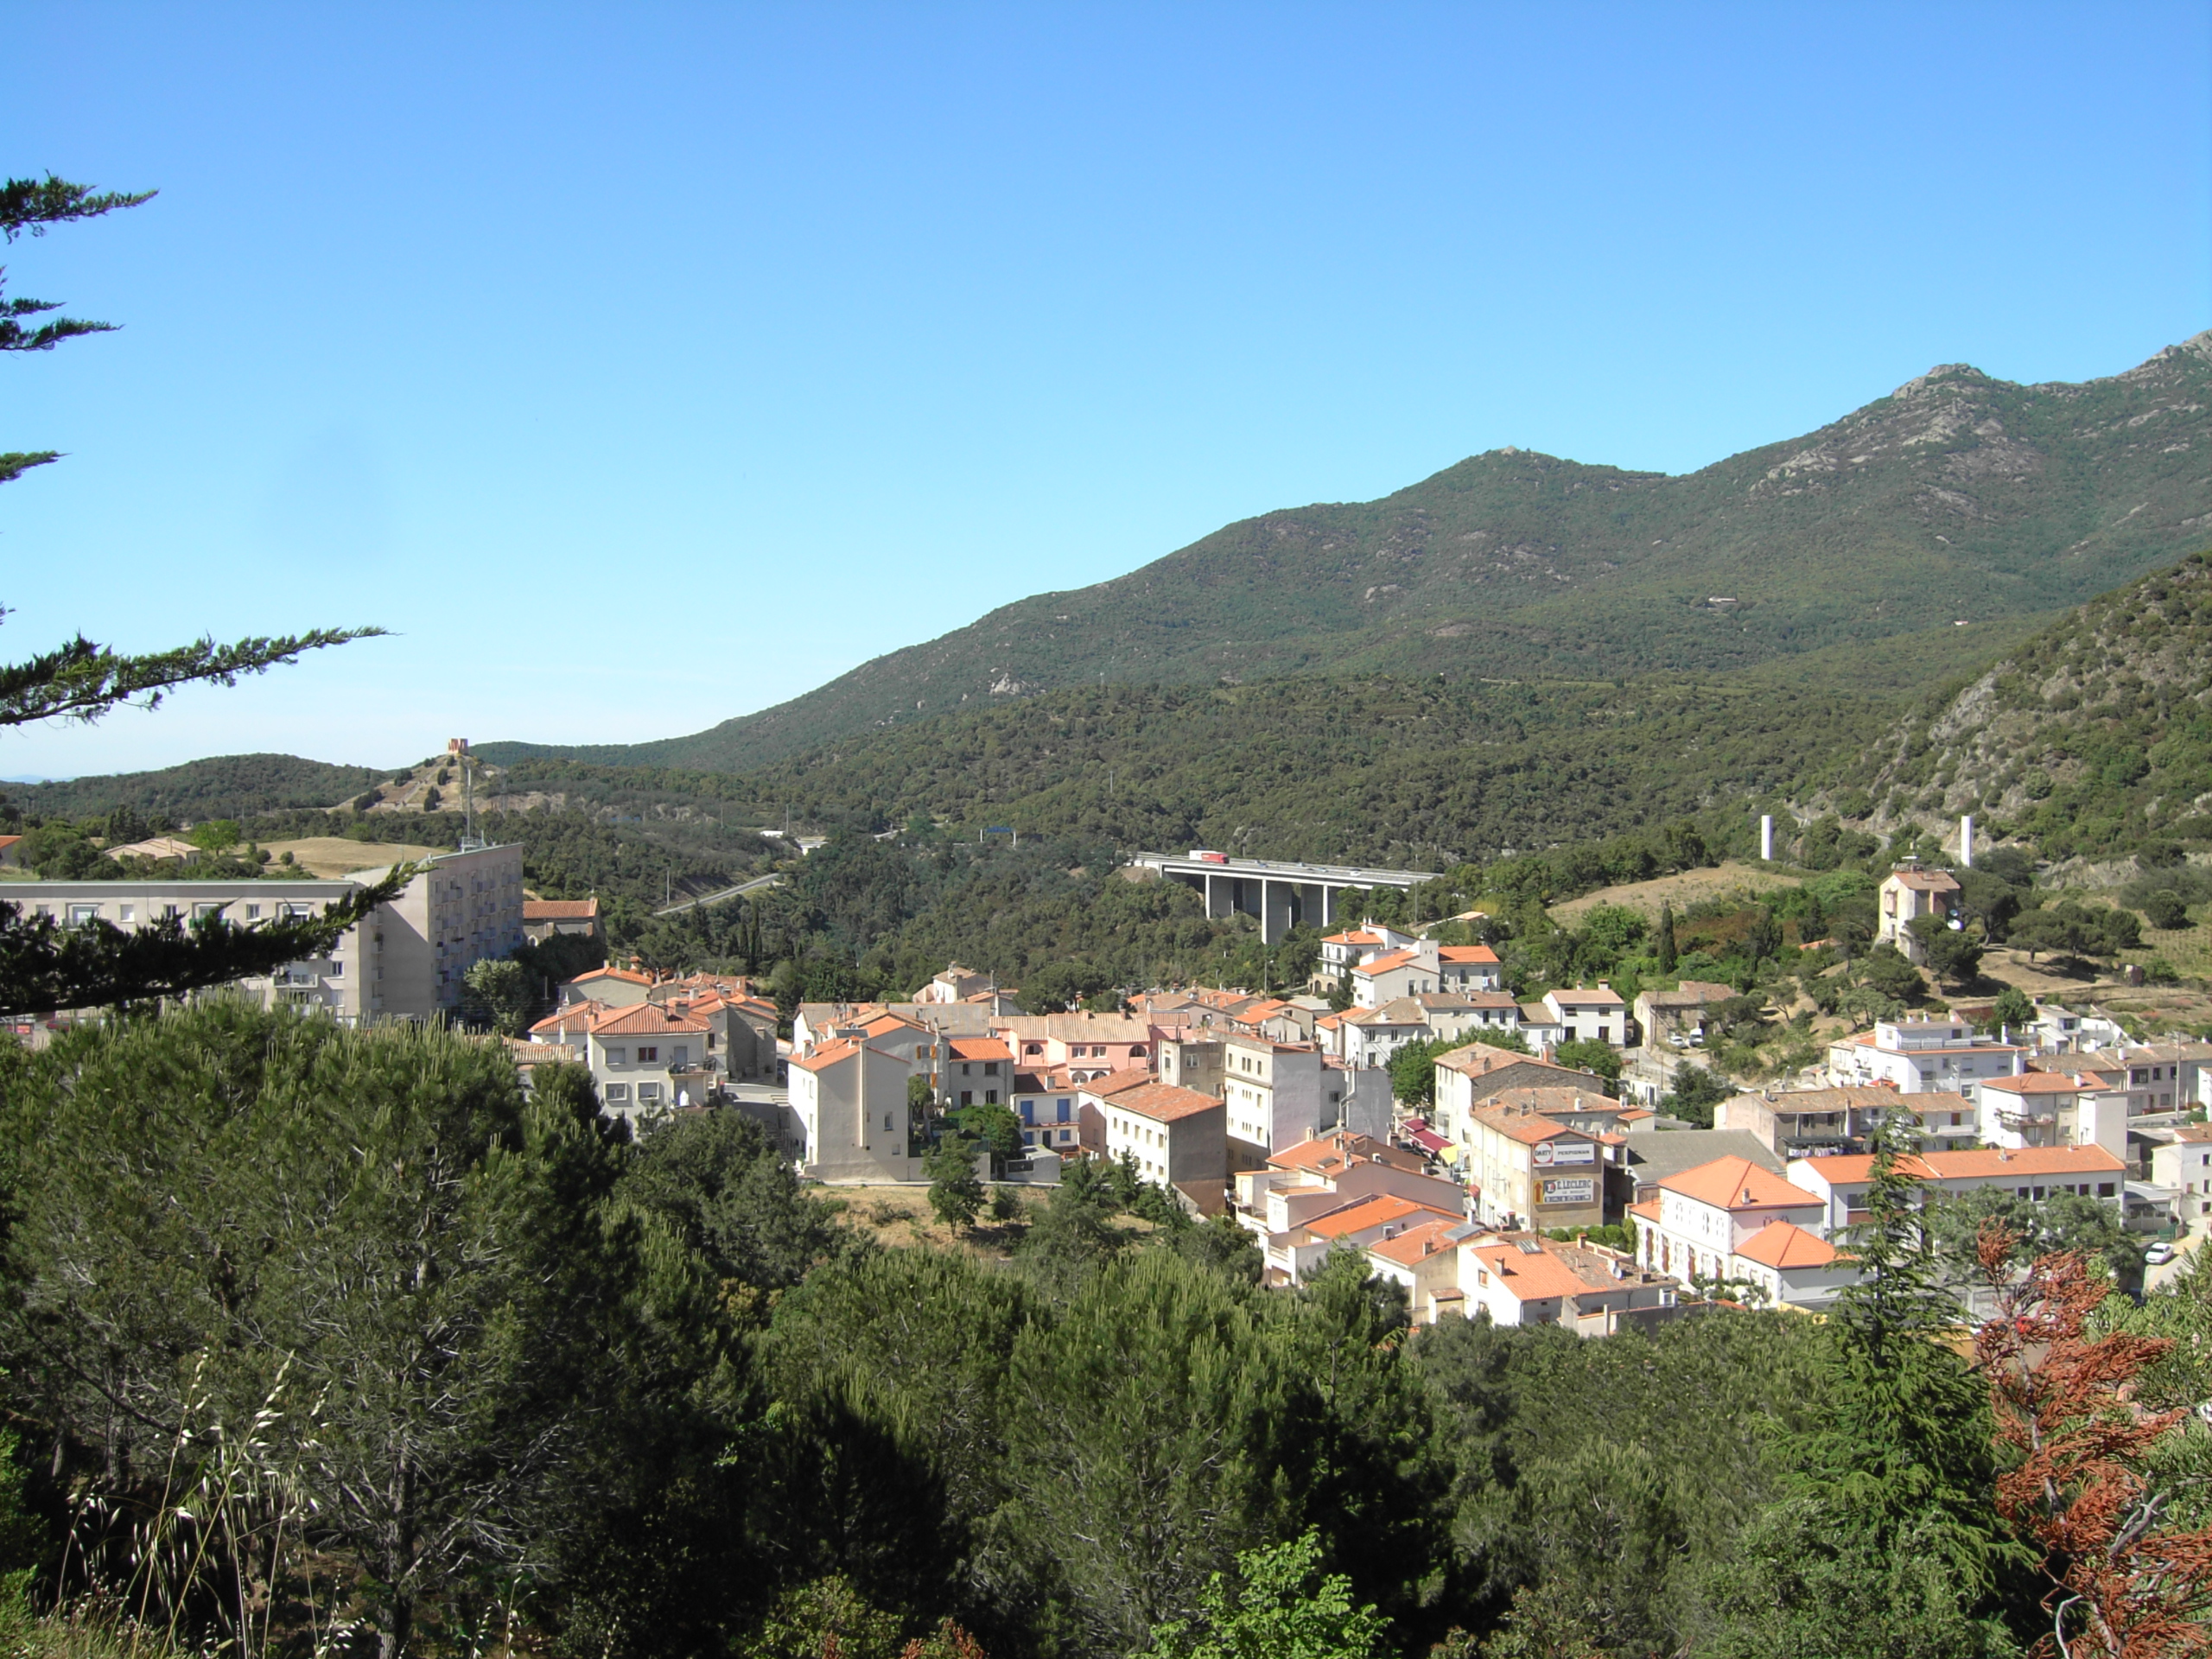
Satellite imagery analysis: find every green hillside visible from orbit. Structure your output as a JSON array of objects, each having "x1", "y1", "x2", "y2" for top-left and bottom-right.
[
  {"x1": 483, "y1": 331, "x2": 2212, "y2": 772},
  {"x1": 4, "y1": 753, "x2": 385, "y2": 823},
  {"x1": 607, "y1": 675, "x2": 1892, "y2": 869},
  {"x1": 1817, "y1": 548, "x2": 2212, "y2": 862}
]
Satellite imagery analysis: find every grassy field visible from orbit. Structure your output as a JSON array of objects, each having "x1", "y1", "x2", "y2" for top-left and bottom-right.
[
  {"x1": 1547, "y1": 861, "x2": 1806, "y2": 925},
  {"x1": 261, "y1": 836, "x2": 448, "y2": 877}
]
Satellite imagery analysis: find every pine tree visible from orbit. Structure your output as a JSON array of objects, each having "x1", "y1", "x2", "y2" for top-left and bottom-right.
[
  {"x1": 1786, "y1": 1110, "x2": 2025, "y2": 1605},
  {"x1": 0, "y1": 175, "x2": 388, "y2": 1012}
]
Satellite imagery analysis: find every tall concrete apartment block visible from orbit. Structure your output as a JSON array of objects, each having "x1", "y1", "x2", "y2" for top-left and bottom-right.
[{"x1": 6, "y1": 842, "x2": 525, "y2": 1022}]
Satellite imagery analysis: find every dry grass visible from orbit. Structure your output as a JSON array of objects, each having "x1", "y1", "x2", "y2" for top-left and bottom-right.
[
  {"x1": 1547, "y1": 861, "x2": 1803, "y2": 925},
  {"x1": 257, "y1": 837, "x2": 448, "y2": 879},
  {"x1": 820, "y1": 1183, "x2": 1043, "y2": 1261}
]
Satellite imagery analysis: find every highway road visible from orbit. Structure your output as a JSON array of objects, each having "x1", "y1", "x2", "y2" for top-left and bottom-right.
[{"x1": 652, "y1": 872, "x2": 785, "y2": 918}]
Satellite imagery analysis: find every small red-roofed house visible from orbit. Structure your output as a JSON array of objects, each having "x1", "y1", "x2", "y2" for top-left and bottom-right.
[
  {"x1": 561, "y1": 964, "x2": 656, "y2": 1009},
  {"x1": 944, "y1": 1037, "x2": 1014, "y2": 1108},
  {"x1": 1726, "y1": 1219, "x2": 1857, "y2": 1309},
  {"x1": 1235, "y1": 1130, "x2": 1465, "y2": 1249},
  {"x1": 1459, "y1": 1234, "x2": 1683, "y2": 1331},
  {"x1": 1268, "y1": 1191, "x2": 1463, "y2": 1282}
]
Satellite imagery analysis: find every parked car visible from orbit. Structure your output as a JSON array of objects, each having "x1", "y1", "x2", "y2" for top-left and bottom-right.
[{"x1": 2145, "y1": 1241, "x2": 2176, "y2": 1267}]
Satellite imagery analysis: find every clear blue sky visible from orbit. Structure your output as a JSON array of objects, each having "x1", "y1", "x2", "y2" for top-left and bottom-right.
[{"x1": 4, "y1": 3, "x2": 2209, "y2": 779}]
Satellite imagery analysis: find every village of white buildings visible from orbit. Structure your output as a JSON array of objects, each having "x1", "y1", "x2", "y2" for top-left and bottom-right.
[{"x1": 8, "y1": 827, "x2": 2207, "y2": 1333}]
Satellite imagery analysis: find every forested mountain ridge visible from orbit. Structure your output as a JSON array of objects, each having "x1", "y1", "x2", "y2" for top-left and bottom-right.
[
  {"x1": 3, "y1": 753, "x2": 385, "y2": 822},
  {"x1": 1819, "y1": 548, "x2": 2212, "y2": 862},
  {"x1": 483, "y1": 331, "x2": 2212, "y2": 773}
]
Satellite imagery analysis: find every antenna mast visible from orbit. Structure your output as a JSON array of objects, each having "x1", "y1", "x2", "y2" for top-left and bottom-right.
[{"x1": 450, "y1": 738, "x2": 481, "y2": 849}]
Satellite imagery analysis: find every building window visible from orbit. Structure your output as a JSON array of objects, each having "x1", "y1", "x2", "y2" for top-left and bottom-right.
[
  {"x1": 118, "y1": 905, "x2": 134, "y2": 922},
  {"x1": 607, "y1": 1047, "x2": 626, "y2": 1065},
  {"x1": 605, "y1": 1084, "x2": 631, "y2": 1103},
  {"x1": 68, "y1": 905, "x2": 99, "y2": 925},
  {"x1": 637, "y1": 1046, "x2": 658, "y2": 1064},
  {"x1": 985, "y1": 1060, "x2": 1000, "y2": 1076},
  {"x1": 671, "y1": 1046, "x2": 687, "y2": 1066},
  {"x1": 960, "y1": 1090, "x2": 973, "y2": 1107},
  {"x1": 2098, "y1": 1182, "x2": 2116, "y2": 1197},
  {"x1": 638, "y1": 1084, "x2": 661, "y2": 1103},
  {"x1": 985, "y1": 1090, "x2": 999, "y2": 1105},
  {"x1": 1057, "y1": 1098, "x2": 1071, "y2": 1122}
]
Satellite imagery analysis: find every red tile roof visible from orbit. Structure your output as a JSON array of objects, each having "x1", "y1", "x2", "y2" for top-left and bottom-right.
[
  {"x1": 1440, "y1": 944, "x2": 1501, "y2": 964},
  {"x1": 948, "y1": 1037, "x2": 1012, "y2": 1061},
  {"x1": 1732, "y1": 1219, "x2": 1841, "y2": 1270},
  {"x1": 1470, "y1": 1105, "x2": 1604, "y2": 1150},
  {"x1": 1365, "y1": 1216, "x2": 1460, "y2": 1266},
  {"x1": 1301, "y1": 1192, "x2": 1457, "y2": 1240},
  {"x1": 590, "y1": 1002, "x2": 711, "y2": 1038},
  {"x1": 1107, "y1": 1082, "x2": 1224, "y2": 1124},
  {"x1": 524, "y1": 898, "x2": 600, "y2": 920},
  {"x1": 1658, "y1": 1156, "x2": 1820, "y2": 1211},
  {"x1": 1887, "y1": 868, "x2": 1962, "y2": 893},
  {"x1": 1798, "y1": 1146, "x2": 2125, "y2": 1184},
  {"x1": 1077, "y1": 1066, "x2": 1154, "y2": 1098}
]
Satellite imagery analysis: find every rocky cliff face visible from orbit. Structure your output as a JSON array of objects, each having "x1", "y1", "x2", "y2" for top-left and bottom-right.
[{"x1": 1813, "y1": 545, "x2": 2212, "y2": 861}]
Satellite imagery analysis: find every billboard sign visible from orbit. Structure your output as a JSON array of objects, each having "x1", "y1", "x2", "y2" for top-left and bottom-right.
[
  {"x1": 1533, "y1": 1137, "x2": 1597, "y2": 1166},
  {"x1": 1541, "y1": 1176, "x2": 1597, "y2": 1207}
]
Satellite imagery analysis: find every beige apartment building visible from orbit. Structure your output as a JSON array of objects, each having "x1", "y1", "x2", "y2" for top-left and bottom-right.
[{"x1": 5, "y1": 842, "x2": 524, "y2": 1022}]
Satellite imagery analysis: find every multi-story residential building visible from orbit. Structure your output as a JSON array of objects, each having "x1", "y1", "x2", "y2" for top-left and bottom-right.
[
  {"x1": 944, "y1": 1037, "x2": 1013, "y2": 1106},
  {"x1": 1318, "y1": 922, "x2": 1418, "y2": 985},
  {"x1": 5, "y1": 842, "x2": 524, "y2": 1022},
  {"x1": 578, "y1": 1001, "x2": 714, "y2": 1120},
  {"x1": 1543, "y1": 986, "x2": 1628, "y2": 1046},
  {"x1": 1100, "y1": 1082, "x2": 1228, "y2": 1212},
  {"x1": 1074, "y1": 1069, "x2": 1158, "y2": 1156},
  {"x1": 1630, "y1": 1155, "x2": 1833, "y2": 1293},
  {"x1": 1976, "y1": 1071, "x2": 2132, "y2": 1160},
  {"x1": 1350, "y1": 942, "x2": 1502, "y2": 1007},
  {"x1": 1714, "y1": 1085, "x2": 1979, "y2": 1159},
  {"x1": 1430, "y1": 1045, "x2": 1600, "y2": 1153},
  {"x1": 1232, "y1": 1131, "x2": 1465, "y2": 1246},
  {"x1": 1010, "y1": 1067, "x2": 1084, "y2": 1155},
  {"x1": 1784, "y1": 1145, "x2": 2126, "y2": 1236},
  {"x1": 2149, "y1": 1124, "x2": 2212, "y2": 1227},
  {"x1": 1877, "y1": 863, "x2": 1962, "y2": 961},
  {"x1": 1827, "y1": 1016, "x2": 2025, "y2": 1100},
  {"x1": 1331, "y1": 1001, "x2": 1433, "y2": 1071},
  {"x1": 787, "y1": 1037, "x2": 919, "y2": 1181},
  {"x1": 1219, "y1": 1034, "x2": 1389, "y2": 1166},
  {"x1": 1155, "y1": 1030, "x2": 1226, "y2": 1097},
  {"x1": 997, "y1": 1012, "x2": 1154, "y2": 1078},
  {"x1": 2028, "y1": 1003, "x2": 2127, "y2": 1053},
  {"x1": 1464, "y1": 1102, "x2": 1606, "y2": 1233}
]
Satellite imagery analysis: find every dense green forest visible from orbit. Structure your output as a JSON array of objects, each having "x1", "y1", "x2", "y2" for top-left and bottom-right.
[
  {"x1": 1, "y1": 1004, "x2": 2204, "y2": 1658},
  {"x1": 479, "y1": 334, "x2": 2212, "y2": 772}
]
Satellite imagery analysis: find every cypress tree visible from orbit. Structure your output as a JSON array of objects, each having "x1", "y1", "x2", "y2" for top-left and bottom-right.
[{"x1": 1656, "y1": 902, "x2": 1678, "y2": 973}]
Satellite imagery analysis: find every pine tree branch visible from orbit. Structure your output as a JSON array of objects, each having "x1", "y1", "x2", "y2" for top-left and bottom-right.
[
  {"x1": 0, "y1": 626, "x2": 389, "y2": 728},
  {"x1": 0, "y1": 175, "x2": 157, "y2": 239},
  {"x1": 0, "y1": 450, "x2": 57, "y2": 486}
]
